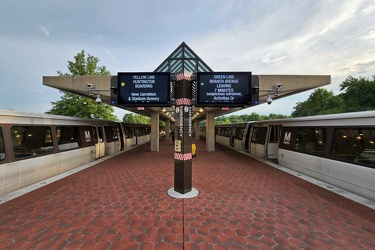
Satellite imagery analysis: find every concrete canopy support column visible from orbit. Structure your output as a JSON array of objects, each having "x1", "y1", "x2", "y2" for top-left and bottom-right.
[
  {"x1": 165, "y1": 120, "x2": 170, "y2": 141},
  {"x1": 151, "y1": 112, "x2": 159, "y2": 152},
  {"x1": 206, "y1": 112, "x2": 215, "y2": 152},
  {"x1": 195, "y1": 121, "x2": 200, "y2": 141}
]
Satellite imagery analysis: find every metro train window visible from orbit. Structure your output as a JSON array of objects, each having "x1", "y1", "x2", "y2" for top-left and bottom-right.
[
  {"x1": 219, "y1": 128, "x2": 224, "y2": 136},
  {"x1": 238, "y1": 128, "x2": 244, "y2": 139},
  {"x1": 216, "y1": 128, "x2": 221, "y2": 135},
  {"x1": 226, "y1": 128, "x2": 231, "y2": 137},
  {"x1": 332, "y1": 128, "x2": 375, "y2": 167},
  {"x1": 0, "y1": 127, "x2": 5, "y2": 162},
  {"x1": 136, "y1": 127, "x2": 145, "y2": 136},
  {"x1": 104, "y1": 126, "x2": 118, "y2": 142},
  {"x1": 145, "y1": 126, "x2": 150, "y2": 135},
  {"x1": 98, "y1": 126, "x2": 104, "y2": 143},
  {"x1": 268, "y1": 126, "x2": 279, "y2": 143},
  {"x1": 294, "y1": 128, "x2": 326, "y2": 156},
  {"x1": 11, "y1": 126, "x2": 54, "y2": 158},
  {"x1": 92, "y1": 127, "x2": 98, "y2": 144},
  {"x1": 124, "y1": 127, "x2": 134, "y2": 138},
  {"x1": 251, "y1": 127, "x2": 267, "y2": 144},
  {"x1": 56, "y1": 127, "x2": 80, "y2": 151}
]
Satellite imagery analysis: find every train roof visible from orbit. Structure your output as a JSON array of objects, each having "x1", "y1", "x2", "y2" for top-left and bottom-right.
[
  {"x1": 0, "y1": 109, "x2": 153, "y2": 128},
  {"x1": 258, "y1": 110, "x2": 375, "y2": 124},
  {"x1": 0, "y1": 109, "x2": 117, "y2": 125},
  {"x1": 213, "y1": 110, "x2": 375, "y2": 127},
  {"x1": 215, "y1": 121, "x2": 254, "y2": 127}
]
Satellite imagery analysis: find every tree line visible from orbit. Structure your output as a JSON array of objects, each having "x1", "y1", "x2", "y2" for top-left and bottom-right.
[
  {"x1": 46, "y1": 51, "x2": 375, "y2": 124},
  {"x1": 214, "y1": 113, "x2": 290, "y2": 125},
  {"x1": 292, "y1": 75, "x2": 375, "y2": 117}
]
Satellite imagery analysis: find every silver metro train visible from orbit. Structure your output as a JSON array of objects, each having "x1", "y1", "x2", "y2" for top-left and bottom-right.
[
  {"x1": 201, "y1": 111, "x2": 375, "y2": 201},
  {"x1": 0, "y1": 110, "x2": 151, "y2": 196}
]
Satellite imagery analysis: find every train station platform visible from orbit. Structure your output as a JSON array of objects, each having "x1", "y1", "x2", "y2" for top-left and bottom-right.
[{"x1": 1, "y1": 139, "x2": 374, "y2": 249}]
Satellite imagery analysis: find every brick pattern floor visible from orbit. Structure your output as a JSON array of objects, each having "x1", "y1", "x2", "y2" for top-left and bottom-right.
[{"x1": 0, "y1": 139, "x2": 374, "y2": 249}]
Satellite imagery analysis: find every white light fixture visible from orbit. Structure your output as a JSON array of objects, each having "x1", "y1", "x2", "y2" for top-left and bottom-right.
[
  {"x1": 266, "y1": 95, "x2": 273, "y2": 105},
  {"x1": 95, "y1": 95, "x2": 102, "y2": 103}
]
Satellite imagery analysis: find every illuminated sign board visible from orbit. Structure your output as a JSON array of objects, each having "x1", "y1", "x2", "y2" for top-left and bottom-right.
[
  {"x1": 117, "y1": 72, "x2": 170, "y2": 106},
  {"x1": 196, "y1": 72, "x2": 252, "y2": 106}
]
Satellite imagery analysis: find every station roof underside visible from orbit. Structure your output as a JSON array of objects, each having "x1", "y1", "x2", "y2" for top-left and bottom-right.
[{"x1": 43, "y1": 42, "x2": 331, "y2": 121}]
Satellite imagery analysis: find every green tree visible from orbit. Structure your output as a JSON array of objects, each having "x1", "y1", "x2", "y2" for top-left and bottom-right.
[
  {"x1": 123, "y1": 113, "x2": 151, "y2": 124},
  {"x1": 339, "y1": 75, "x2": 375, "y2": 112},
  {"x1": 291, "y1": 88, "x2": 343, "y2": 117},
  {"x1": 267, "y1": 113, "x2": 291, "y2": 120},
  {"x1": 240, "y1": 112, "x2": 263, "y2": 121},
  {"x1": 56, "y1": 50, "x2": 110, "y2": 76},
  {"x1": 47, "y1": 50, "x2": 118, "y2": 121},
  {"x1": 228, "y1": 115, "x2": 242, "y2": 124},
  {"x1": 215, "y1": 116, "x2": 228, "y2": 125},
  {"x1": 214, "y1": 112, "x2": 289, "y2": 124}
]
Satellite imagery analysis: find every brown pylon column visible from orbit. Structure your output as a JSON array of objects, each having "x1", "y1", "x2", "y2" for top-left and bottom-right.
[{"x1": 173, "y1": 78, "x2": 193, "y2": 194}]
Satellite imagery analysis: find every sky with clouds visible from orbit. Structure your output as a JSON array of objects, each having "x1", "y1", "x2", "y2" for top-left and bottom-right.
[{"x1": 1, "y1": 0, "x2": 375, "y2": 119}]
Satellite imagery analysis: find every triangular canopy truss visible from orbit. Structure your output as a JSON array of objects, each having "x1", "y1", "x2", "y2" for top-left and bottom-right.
[
  {"x1": 154, "y1": 42, "x2": 213, "y2": 74},
  {"x1": 154, "y1": 42, "x2": 213, "y2": 100}
]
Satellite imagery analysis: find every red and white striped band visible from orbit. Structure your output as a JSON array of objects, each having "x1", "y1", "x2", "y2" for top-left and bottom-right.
[
  {"x1": 176, "y1": 98, "x2": 191, "y2": 106},
  {"x1": 176, "y1": 73, "x2": 192, "y2": 81},
  {"x1": 174, "y1": 153, "x2": 192, "y2": 161}
]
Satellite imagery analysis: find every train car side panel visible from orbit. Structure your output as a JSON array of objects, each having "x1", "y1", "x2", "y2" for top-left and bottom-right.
[
  {"x1": 278, "y1": 148, "x2": 375, "y2": 200},
  {"x1": 0, "y1": 110, "x2": 153, "y2": 197},
  {"x1": 278, "y1": 117, "x2": 375, "y2": 201},
  {"x1": 215, "y1": 125, "x2": 231, "y2": 147},
  {"x1": 134, "y1": 125, "x2": 151, "y2": 145},
  {"x1": 55, "y1": 147, "x2": 96, "y2": 173},
  {"x1": 1, "y1": 146, "x2": 96, "y2": 195}
]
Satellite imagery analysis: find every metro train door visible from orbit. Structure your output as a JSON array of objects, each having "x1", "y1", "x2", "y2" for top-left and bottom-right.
[
  {"x1": 93, "y1": 125, "x2": 106, "y2": 159},
  {"x1": 265, "y1": 125, "x2": 280, "y2": 160},
  {"x1": 243, "y1": 124, "x2": 252, "y2": 153},
  {"x1": 130, "y1": 127, "x2": 137, "y2": 146},
  {"x1": 133, "y1": 127, "x2": 138, "y2": 146},
  {"x1": 118, "y1": 123, "x2": 125, "y2": 150},
  {"x1": 230, "y1": 127, "x2": 235, "y2": 147}
]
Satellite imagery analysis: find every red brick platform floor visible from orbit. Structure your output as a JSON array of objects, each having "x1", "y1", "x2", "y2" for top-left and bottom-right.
[{"x1": 0, "y1": 139, "x2": 374, "y2": 249}]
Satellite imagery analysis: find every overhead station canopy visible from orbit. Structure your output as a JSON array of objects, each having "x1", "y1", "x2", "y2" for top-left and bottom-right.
[{"x1": 43, "y1": 42, "x2": 331, "y2": 122}]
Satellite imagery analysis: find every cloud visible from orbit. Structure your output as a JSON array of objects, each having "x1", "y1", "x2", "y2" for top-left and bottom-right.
[
  {"x1": 39, "y1": 26, "x2": 51, "y2": 37},
  {"x1": 261, "y1": 55, "x2": 287, "y2": 65},
  {"x1": 362, "y1": 3, "x2": 375, "y2": 15},
  {"x1": 1, "y1": 0, "x2": 375, "y2": 118},
  {"x1": 360, "y1": 30, "x2": 375, "y2": 40}
]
